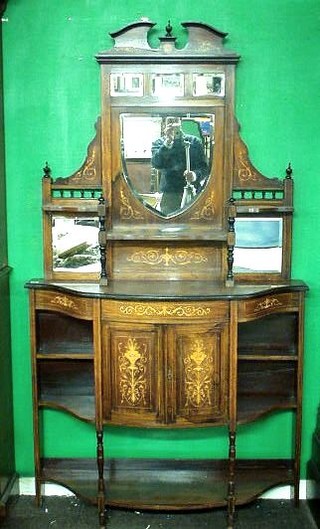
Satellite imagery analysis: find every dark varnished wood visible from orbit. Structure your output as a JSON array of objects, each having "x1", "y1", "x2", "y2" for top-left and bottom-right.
[
  {"x1": 38, "y1": 360, "x2": 95, "y2": 421},
  {"x1": 27, "y1": 18, "x2": 308, "y2": 529},
  {"x1": 39, "y1": 457, "x2": 294, "y2": 509},
  {"x1": 97, "y1": 21, "x2": 239, "y2": 64},
  {"x1": 26, "y1": 278, "x2": 308, "y2": 300},
  {"x1": 26, "y1": 278, "x2": 307, "y2": 529}
]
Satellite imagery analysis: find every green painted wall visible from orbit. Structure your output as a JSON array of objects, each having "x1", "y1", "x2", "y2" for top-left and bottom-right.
[
  {"x1": 0, "y1": 19, "x2": 7, "y2": 268},
  {"x1": 3, "y1": 0, "x2": 320, "y2": 477}
]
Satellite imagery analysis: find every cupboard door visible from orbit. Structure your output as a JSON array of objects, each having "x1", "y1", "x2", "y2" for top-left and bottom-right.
[
  {"x1": 168, "y1": 324, "x2": 229, "y2": 426},
  {"x1": 102, "y1": 322, "x2": 164, "y2": 426}
]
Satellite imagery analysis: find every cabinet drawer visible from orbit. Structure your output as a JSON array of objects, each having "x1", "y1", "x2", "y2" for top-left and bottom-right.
[
  {"x1": 34, "y1": 290, "x2": 93, "y2": 319},
  {"x1": 102, "y1": 299, "x2": 229, "y2": 323},
  {"x1": 238, "y1": 292, "x2": 300, "y2": 321}
]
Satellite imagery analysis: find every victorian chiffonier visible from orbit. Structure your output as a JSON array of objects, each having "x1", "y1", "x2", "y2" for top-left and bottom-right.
[{"x1": 26, "y1": 21, "x2": 308, "y2": 528}]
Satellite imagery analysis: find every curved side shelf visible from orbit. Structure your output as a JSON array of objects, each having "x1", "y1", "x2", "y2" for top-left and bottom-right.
[
  {"x1": 237, "y1": 398, "x2": 297, "y2": 425},
  {"x1": 38, "y1": 359, "x2": 95, "y2": 423},
  {"x1": 39, "y1": 399, "x2": 95, "y2": 424}
]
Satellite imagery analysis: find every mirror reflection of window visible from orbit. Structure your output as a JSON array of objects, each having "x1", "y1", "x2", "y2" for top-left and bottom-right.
[
  {"x1": 151, "y1": 74, "x2": 184, "y2": 97},
  {"x1": 110, "y1": 73, "x2": 144, "y2": 96},
  {"x1": 193, "y1": 73, "x2": 225, "y2": 97},
  {"x1": 234, "y1": 218, "x2": 283, "y2": 273},
  {"x1": 52, "y1": 216, "x2": 100, "y2": 272},
  {"x1": 122, "y1": 115, "x2": 162, "y2": 159},
  {"x1": 120, "y1": 112, "x2": 214, "y2": 217}
]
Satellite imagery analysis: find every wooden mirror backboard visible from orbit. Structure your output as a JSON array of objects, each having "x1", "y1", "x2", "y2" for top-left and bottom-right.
[{"x1": 41, "y1": 20, "x2": 293, "y2": 285}]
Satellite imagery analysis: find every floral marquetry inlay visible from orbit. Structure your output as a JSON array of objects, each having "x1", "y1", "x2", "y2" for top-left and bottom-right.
[
  {"x1": 127, "y1": 247, "x2": 208, "y2": 267},
  {"x1": 190, "y1": 192, "x2": 216, "y2": 220},
  {"x1": 120, "y1": 187, "x2": 144, "y2": 220},
  {"x1": 237, "y1": 147, "x2": 258, "y2": 182},
  {"x1": 118, "y1": 337, "x2": 148, "y2": 407},
  {"x1": 50, "y1": 295, "x2": 78, "y2": 311},
  {"x1": 120, "y1": 304, "x2": 212, "y2": 318},
  {"x1": 71, "y1": 149, "x2": 97, "y2": 183},
  {"x1": 184, "y1": 339, "x2": 217, "y2": 408},
  {"x1": 253, "y1": 297, "x2": 282, "y2": 313}
]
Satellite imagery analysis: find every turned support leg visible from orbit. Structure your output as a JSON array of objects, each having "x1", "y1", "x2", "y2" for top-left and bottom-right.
[
  {"x1": 226, "y1": 198, "x2": 236, "y2": 288},
  {"x1": 34, "y1": 478, "x2": 43, "y2": 508},
  {"x1": 227, "y1": 430, "x2": 236, "y2": 528},
  {"x1": 97, "y1": 430, "x2": 106, "y2": 528}
]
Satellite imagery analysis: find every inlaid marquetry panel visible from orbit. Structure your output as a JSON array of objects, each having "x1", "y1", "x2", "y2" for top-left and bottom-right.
[
  {"x1": 106, "y1": 326, "x2": 160, "y2": 420},
  {"x1": 171, "y1": 325, "x2": 229, "y2": 424},
  {"x1": 190, "y1": 192, "x2": 216, "y2": 220},
  {"x1": 119, "y1": 186, "x2": 145, "y2": 221},
  {"x1": 34, "y1": 290, "x2": 93, "y2": 319},
  {"x1": 117, "y1": 336, "x2": 149, "y2": 408},
  {"x1": 102, "y1": 299, "x2": 229, "y2": 324},
  {"x1": 127, "y1": 247, "x2": 208, "y2": 267},
  {"x1": 238, "y1": 292, "x2": 300, "y2": 322},
  {"x1": 111, "y1": 241, "x2": 223, "y2": 281},
  {"x1": 183, "y1": 338, "x2": 218, "y2": 408}
]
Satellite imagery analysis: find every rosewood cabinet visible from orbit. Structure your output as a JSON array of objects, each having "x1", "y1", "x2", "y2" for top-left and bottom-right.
[
  {"x1": 101, "y1": 299, "x2": 230, "y2": 427},
  {"x1": 26, "y1": 20, "x2": 308, "y2": 529},
  {"x1": 26, "y1": 280, "x2": 307, "y2": 527}
]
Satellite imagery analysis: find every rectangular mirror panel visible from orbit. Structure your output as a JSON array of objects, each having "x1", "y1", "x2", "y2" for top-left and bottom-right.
[
  {"x1": 151, "y1": 74, "x2": 184, "y2": 97},
  {"x1": 110, "y1": 73, "x2": 144, "y2": 96},
  {"x1": 52, "y1": 216, "x2": 100, "y2": 272},
  {"x1": 193, "y1": 73, "x2": 225, "y2": 97},
  {"x1": 234, "y1": 217, "x2": 283, "y2": 274}
]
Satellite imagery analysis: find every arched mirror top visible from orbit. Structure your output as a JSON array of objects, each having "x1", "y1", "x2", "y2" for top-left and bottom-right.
[{"x1": 96, "y1": 20, "x2": 239, "y2": 61}]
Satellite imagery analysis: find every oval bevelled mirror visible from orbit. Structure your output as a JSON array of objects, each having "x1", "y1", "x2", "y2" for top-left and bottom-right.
[{"x1": 120, "y1": 112, "x2": 214, "y2": 217}]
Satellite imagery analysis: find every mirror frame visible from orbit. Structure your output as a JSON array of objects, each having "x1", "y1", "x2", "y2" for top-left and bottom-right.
[
  {"x1": 120, "y1": 111, "x2": 215, "y2": 218},
  {"x1": 41, "y1": 22, "x2": 294, "y2": 284}
]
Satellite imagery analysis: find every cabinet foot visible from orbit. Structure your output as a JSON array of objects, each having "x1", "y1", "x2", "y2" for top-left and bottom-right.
[
  {"x1": 34, "y1": 481, "x2": 43, "y2": 508},
  {"x1": 99, "y1": 508, "x2": 106, "y2": 528}
]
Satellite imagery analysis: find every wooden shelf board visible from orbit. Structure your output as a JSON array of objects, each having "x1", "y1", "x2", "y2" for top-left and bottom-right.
[
  {"x1": 39, "y1": 396, "x2": 95, "y2": 422},
  {"x1": 37, "y1": 353, "x2": 94, "y2": 360},
  {"x1": 237, "y1": 395, "x2": 296, "y2": 424},
  {"x1": 106, "y1": 224, "x2": 228, "y2": 242},
  {"x1": 238, "y1": 355, "x2": 298, "y2": 361},
  {"x1": 40, "y1": 458, "x2": 294, "y2": 510}
]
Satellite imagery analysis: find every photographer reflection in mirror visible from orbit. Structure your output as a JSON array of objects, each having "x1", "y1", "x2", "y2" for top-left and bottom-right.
[{"x1": 151, "y1": 117, "x2": 209, "y2": 215}]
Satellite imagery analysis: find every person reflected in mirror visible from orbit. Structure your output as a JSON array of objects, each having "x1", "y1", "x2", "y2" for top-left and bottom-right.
[{"x1": 151, "y1": 117, "x2": 209, "y2": 215}]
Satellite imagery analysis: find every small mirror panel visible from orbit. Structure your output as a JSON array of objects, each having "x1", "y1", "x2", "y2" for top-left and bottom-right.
[
  {"x1": 234, "y1": 217, "x2": 283, "y2": 274},
  {"x1": 52, "y1": 216, "x2": 100, "y2": 272},
  {"x1": 193, "y1": 73, "x2": 225, "y2": 97},
  {"x1": 151, "y1": 74, "x2": 185, "y2": 97},
  {"x1": 121, "y1": 112, "x2": 214, "y2": 217},
  {"x1": 110, "y1": 73, "x2": 144, "y2": 96}
]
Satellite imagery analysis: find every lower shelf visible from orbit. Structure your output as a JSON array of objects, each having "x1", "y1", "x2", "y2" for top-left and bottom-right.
[{"x1": 40, "y1": 458, "x2": 295, "y2": 510}]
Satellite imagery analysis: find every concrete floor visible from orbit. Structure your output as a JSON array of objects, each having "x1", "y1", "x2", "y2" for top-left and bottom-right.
[{"x1": 0, "y1": 496, "x2": 318, "y2": 529}]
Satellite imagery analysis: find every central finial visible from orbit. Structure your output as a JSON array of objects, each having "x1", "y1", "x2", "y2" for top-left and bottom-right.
[{"x1": 165, "y1": 20, "x2": 173, "y2": 37}]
